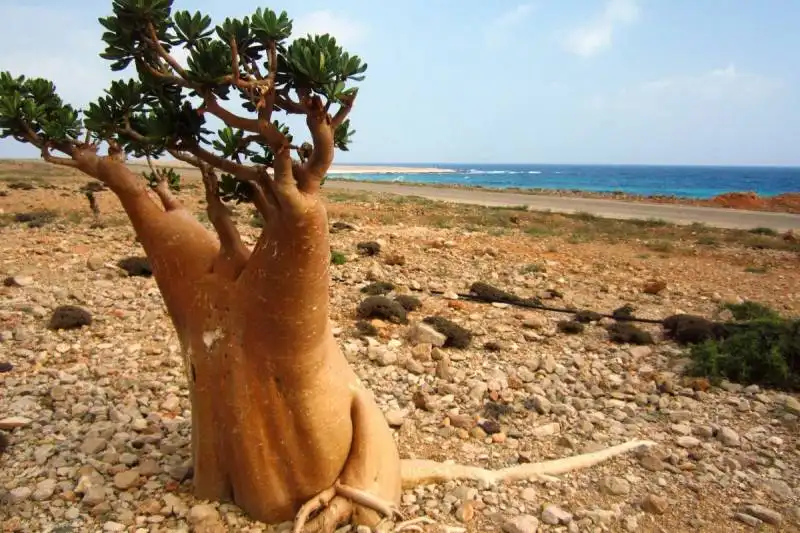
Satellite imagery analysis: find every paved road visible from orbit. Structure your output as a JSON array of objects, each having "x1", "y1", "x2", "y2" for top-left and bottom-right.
[{"x1": 325, "y1": 181, "x2": 800, "y2": 232}]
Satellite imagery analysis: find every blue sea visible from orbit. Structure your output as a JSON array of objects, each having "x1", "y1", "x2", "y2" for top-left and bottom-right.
[{"x1": 329, "y1": 164, "x2": 800, "y2": 199}]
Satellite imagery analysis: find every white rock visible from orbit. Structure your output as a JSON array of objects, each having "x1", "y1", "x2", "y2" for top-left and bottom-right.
[
  {"x1": 188, "y1": 504, "x2": 221, "y2": 525},
  {"x1": 406, "y1": 322, "x2": 447, "y2": 347},
  {"x1": 0, "y1": 416, "x2": 32, "y2": 430},
  {"x1": 8, "y1": 487, "x2": 32, "y2": 503},
  {"x1": 541, "y1": 504, "x2": 573, "y2": 525},
  {"x1": 502, "y1": 514, "x2": 539, "y2": 533}
]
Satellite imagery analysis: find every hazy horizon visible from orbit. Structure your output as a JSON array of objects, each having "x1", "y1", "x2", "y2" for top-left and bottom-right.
[
  {"x1": 3, "y1": 156, "x2": 800, "y2": 170},
  {"x1": 2, "y1": 0, "x2": 799, "y2": 167}
]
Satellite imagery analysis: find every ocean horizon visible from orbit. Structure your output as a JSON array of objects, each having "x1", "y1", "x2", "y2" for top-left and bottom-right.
[{"x1": 327, "y1": 163, "x2": 800, "y2": 199}]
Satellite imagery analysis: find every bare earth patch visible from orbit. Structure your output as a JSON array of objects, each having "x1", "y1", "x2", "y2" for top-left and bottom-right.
[{"x1": 1, "y1": 167, "x2": 799, "y2": 532}]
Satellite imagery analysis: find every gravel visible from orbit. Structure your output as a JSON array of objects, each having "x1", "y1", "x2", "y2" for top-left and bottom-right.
[{"x1": 0, "y1": 194, "x2": 798, "y2": 532}]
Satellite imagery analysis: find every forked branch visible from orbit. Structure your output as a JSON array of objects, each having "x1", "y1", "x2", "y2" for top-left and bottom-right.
[
  {"x1": 41, "y1": 143, "x2": 79, "y2": 169},
  {"x1": 184, "y1": 142, "x2": 260, "y2": 180},
  {"x1": 331, "y1": 92, "x2": 356, "y2": 130},
  {"x1": 202, "y1": 96, "x2": 260, "y2": 134},
  {"x1": 146, "y1": 155, "x2": 182, "y2": 212},
  {"x1": 301, "y1": 94, "x2": 335, "y2": 180},
  {"x1": 146, "y1": 22, "x2": 191, "y2": 82},
  {"x1": 199, "y1": 165, "x2": 250, "y2": 279}
]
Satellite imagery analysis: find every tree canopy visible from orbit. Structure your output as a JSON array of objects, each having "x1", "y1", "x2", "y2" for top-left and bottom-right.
[{"x1": 0, "y1": 0, "x2": 367, "y2": 202}]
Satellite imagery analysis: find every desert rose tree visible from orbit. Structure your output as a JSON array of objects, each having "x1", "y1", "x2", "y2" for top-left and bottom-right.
[{"x1": 0, "y1": 1, "x2": 655, "y2": 531}]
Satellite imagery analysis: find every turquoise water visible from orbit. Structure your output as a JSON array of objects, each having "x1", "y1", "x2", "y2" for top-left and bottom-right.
[{"x1": 329, "y1": 164, "x2": 800, "y2": 199}]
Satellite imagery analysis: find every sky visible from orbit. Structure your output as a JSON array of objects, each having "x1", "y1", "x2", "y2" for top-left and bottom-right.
[{"x1": 1, "y1": 0, "x2": 799, "y2": 166}]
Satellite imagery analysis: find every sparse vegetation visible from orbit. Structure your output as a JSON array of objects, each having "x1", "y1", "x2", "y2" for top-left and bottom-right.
[
  {"x1": 749, "y1": 226, "x2": 779, "y2": 236},
  {"x1": 645, "y1": 240, "x2": 674, "y2": 253},
  {"x1": 696, "y1": 235, "x2": 719, "y2": 246},
  {"x1": 520, "y1": 262, "x2": 546, "y2": 274},
  {"x1": 13, "y1": 209, "x2": 58, "y2": 228},
  {"x1": 330, "y1": 250, "x2": 347, "y2": 265},
  {"x1": 688, "y1": 316, "x2": 800, "y2": 391},
  {"x1": 672, "y1": 302, "x2": 800, "y2": 390},
  {"x1": 724, "y1": 300, "x2": 780, "y2": 321}
]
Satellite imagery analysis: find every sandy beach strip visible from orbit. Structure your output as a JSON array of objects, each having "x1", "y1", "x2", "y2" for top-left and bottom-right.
[
  {"x1": 131, "y1": 158, "x2": 452, "y2": 175},
  {"x1": 326, "y1": 165, "x2": 454, "y2": 174}
]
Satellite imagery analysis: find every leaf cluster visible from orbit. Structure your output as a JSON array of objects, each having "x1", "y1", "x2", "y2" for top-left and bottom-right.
[
  {"x1": 0, "y1": 0, "x2": 367, "y2": 203},
  {"x1": 143, "y1": 167, "x2": 182, "y2": 191},
  {"x1": 0, "y1": 73, "x2": 81, "y2": 145}
]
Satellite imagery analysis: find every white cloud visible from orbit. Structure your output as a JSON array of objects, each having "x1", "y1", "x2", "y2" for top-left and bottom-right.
[
  {"x1": 485, "y1": 4, "x2": 535, "y2": 48},
  {"x1": 586, "y1": 64, "x2": 783, "y2": 116},
  {"x1": 0, "y1": 5, "x2": 121, "y2": 109},
  {"x1": 562, "y1": 0, "x2": 640, "y2": 57},
  {"x1": 579, "y1": 64, "x2": 791, "y2": 165},
  {"x1": 291, "y1": 10, "x2": 368, "y2": 49}
]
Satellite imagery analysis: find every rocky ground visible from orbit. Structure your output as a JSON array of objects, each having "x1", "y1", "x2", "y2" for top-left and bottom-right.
[{"x1": 1, "y1": 169, "x2": 799, "y2": 533}]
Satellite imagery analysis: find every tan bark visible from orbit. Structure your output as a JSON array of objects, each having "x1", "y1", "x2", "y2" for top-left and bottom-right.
[{"x1": 58, "y1": 149, "x2": 402, "y2": 529}]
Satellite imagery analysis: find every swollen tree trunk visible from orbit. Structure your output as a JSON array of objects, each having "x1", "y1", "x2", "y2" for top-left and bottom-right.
[{"x1": 89, "y1": 156, "x2": 402, "y2": 530}]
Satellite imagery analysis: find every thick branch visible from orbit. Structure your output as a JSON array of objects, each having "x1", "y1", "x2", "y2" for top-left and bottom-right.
[
  {"x1": 203, "y1": 97, "x2": 260, "y2": 134},
  {"x1": 331, "y1": 93, "x2": 357, "y2": 130},
  {"x1": 184, "y1": 143, "x2": 259, "y2": 180},
  {"x1": 256, "y1": 41, "x2": 279, "y2": 125},
  {"x1": 136, "y1": 57, "x2": 190, "y2": 88},
  {"x1": 41, "y1": 143, "x2": 79, "y2": 169},
  {"x1": 252, "y1": 170, "x2": 279, "y2": 220},
  {"x1": 200, "y1": 166, "x2": 250, "y2": 279},
  {"x1": 121, "y1": 116, "x2": 149, "y2": 143},
  {"x1": 147, "y1": 23, "x2": 191, "y2": 81},
  {"x1": 152, "y1": 181, "x2": 182, "y2": 212},
  {"x1": 167, "y1": 148, "x2": 201, "y2": 167},
  {"x1": 302, "y1": 95, "x2": 334, "y2": 180},
  {"x1": 146, "y1": 155, "x2": 182, "y2": 212},
  {"x1": 19, "y1": 123, "x2": 75, "y2": 156},
  {"x1": 275, "y1": 92, "x2": 308, "y2": 115}
]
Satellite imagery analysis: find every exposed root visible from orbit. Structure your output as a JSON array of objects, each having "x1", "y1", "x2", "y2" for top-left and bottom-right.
[
  {"x1": 302, "y1": 495, "x2": 353, "y2": 533},
  {"x1": 334, "y1": 481, "x2": 404, "y2": 521},
  {"x1": 391, "y1": 516, "x2": 436, "y2": 533},
  {"x1": 293, "y1": 486, "x2": 337, "y2": 533},
  {"x1": 399, "y1": 439, "x2": 656, "y2": 489},
  {"x1": 292, "y1": 481, "x2": 403, "y2": 533}
]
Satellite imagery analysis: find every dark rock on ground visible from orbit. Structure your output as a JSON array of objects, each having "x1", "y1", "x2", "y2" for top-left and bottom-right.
[
  {"x1": 470, "y1": 281, "x2": 519, "y2": 303},
  {"x1": 607, "y1": 322, "x2": 654, "y2": 345},
  {"x1": 356, "y1": 241, "x2": 381, "y2": 256},
  {"x1": 361, "y1": 281, "x2": 395, "y2": 295},
  {"x1": 557, "y1": 320, "x2": 585, "y2": 334},
  {"x1": 48, "y1": 305, "x2": 92, "y2": 330},
  {"x1": 354, "y1": 320, "x2": 379, "y2": 337},
  {"x1": 574, "y1": 310, "x2": 603, "y2": 323},
  {"x1": 357, "y1": 296, "x2": 408, "y2": 324},
  {"x1": 663, "y1": 314, "x2": 725, "y2": 344},
  {"x1": 117, "y1": 256, "x2": 153, "y2": 277},
  {"x1": 394, "y1": 294, "x2": 422, "y2": 312},
  {"x1": 423, "y1": 316, "x2": 472, "y2": 348}
]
